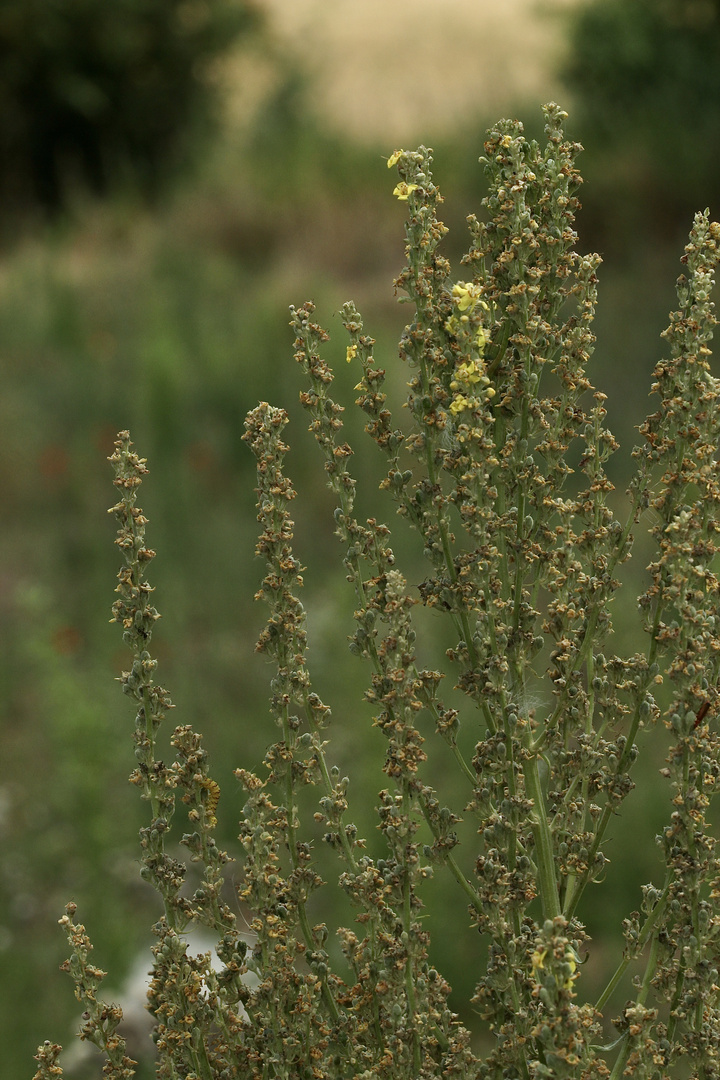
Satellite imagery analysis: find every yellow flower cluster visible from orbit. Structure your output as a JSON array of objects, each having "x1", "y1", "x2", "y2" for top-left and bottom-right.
[
  {"x1": 531, "y1": 946, "x2": 578, "y2": 992},
  {"x1": 446, "y1": 281, "x2": 495, "y2": 415},
  {"x1": 446, "y1": 282, "x2": 490, "y2": 350},
  {"x1": 452, "y1": 360, "x2": 487, "y2": 388},
  {"x1": 448, "y1": 394, "x2": 470, "y2": 416},
  {"x1": 388, "y1": 149, "x2": 419, "y2": 200},
  {"x1": 448, "y1": 360, "x2": 495, "y2": 416},
  {"x1": 451, "y1": 281, "x2": 486, "y2": 312}
]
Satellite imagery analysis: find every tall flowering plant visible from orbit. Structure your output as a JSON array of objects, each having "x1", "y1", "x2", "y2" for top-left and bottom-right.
[{"x1": 34, "y1": 104, "x2": 720, "y2": 1080}]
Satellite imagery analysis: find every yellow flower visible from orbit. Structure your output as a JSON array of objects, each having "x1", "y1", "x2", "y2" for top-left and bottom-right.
[
  {"x1": 346, "y1": 343, "x2": 358, "y2": 364},
  {"x1": 476, "y1": 326, "x2": 487, "y2": 353},
  {"x1": 452, "y1": 283, "x2": 474, "y2": 311},
  {"x1": 531, "y1": 947, "x2": 547, "y2": 975},
  {"x1": 387, "y1": 150, "x2": 404, "y2": 168},
  {"x1": 563, "y1": 952, "x2": 577, "y2": 990},
  {"x1": 531, "y1": 945, "x2": 578, "y2": 990},
  {"x1": 451, "y1": 281, "x2": 489, "y2": 314},
  {"x1": 449, "y1": 394, "x2": 471, "y2": 415},
  {"x1": 393, "y1": 182, "x2": 419, "y2": 201},
  {"x1": 455, "y1": 360, "x2": 485, "y2": 386}
]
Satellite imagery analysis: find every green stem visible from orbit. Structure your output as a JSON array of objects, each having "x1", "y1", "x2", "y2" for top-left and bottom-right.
[
  {"x1": 511, "y1": 362, "x2": 531, "y2": 637},
  {"x1": 532, "y1": 483, "x2": 646, "y2": 756},
  {"x1": 595, "y1": 876, "x2": 671, "y2": 1013},
  {"x1": 564, "y1": 616, "x2": 662, "y2": 921},
  {"x1": 607, "y1": 935, "x2": 662, "y2": 1080},
  {"x1": 308, "y1": 715, "x2": 363, "y2": 873},
  {"x1": 422, "y1": 409, "x2": 479, "y2": 668},
  {"x1": 402, "y1": 785, "x2": 422, "y2": 1076},
  {"x1": 418, "y1": 793, "x2": 482, "y2": 914},
  {"x1": 279, "y1": 656, "x2": 340, "y2": 1025},
  {"x1": 192, "y1": 1036, "x2": 216, "y2": 1080},
  {"x1": 523, "y1": 752, "x2": 561, "y2": 920},
  {"x1": 492, "y1": 413, "x2": 512, "y2": 599}
]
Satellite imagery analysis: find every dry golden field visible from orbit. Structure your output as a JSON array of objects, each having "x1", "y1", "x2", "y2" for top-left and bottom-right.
[{"x1": 226, "y1": 0, "x2": 578, "y2": 144}]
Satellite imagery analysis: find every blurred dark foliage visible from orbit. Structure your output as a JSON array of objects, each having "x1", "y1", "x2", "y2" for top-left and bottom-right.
[
  {"x1": 562, "y1": 0, "x2": 720, "y2": 244},
  {"x1": 0, "y1": 0, "x2": 259, "y2": 222}
]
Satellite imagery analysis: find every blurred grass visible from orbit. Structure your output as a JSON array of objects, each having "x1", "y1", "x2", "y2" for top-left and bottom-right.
[{"x1": 2, "y1": 64, "x2": 714, "y2": 1073}]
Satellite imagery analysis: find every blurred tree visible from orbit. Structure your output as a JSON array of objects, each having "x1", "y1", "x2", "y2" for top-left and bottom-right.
[
  {"x1": 0, "y1": 0, "x2": 259, "y2": 221},
  {"x1": 561, "y1": 0, "x2": 720, "y2": 229}
]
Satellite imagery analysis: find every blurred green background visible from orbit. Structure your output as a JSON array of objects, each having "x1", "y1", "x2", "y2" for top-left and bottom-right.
[{"x1": 3, "y1": 1, "x2": 720, "y2": 1075}]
